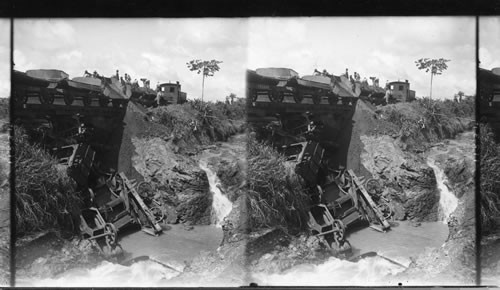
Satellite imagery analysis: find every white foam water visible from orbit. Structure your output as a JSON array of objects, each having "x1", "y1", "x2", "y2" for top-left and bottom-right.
[
  {"x1": 426, "y1": 157, "x2": 459, "y2": 223},
  {"x1": 252, "y1": 255, "x2": 407, "y2": 286},
  {"x1": 199, "y1": 159, "x2": 233, "y2": 227},
  {"x1": 17, "y1": 260, "x2": 180, "y2": 287}
]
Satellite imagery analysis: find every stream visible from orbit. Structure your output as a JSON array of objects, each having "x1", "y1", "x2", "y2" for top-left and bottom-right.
[
  {"x1": 17, "y1": 135, "x2": 244, "y2": 287},
  {"x1": 252, "y1": 132, "x2": 474, "y2": 286}
]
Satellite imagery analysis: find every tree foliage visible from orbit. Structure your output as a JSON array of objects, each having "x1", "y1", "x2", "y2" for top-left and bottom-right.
[
  {"x1": 186, "y1": 59, "x2": 223, "y2": 101},
  {"x1": 186, "y1": 59, "x2": 223, "y2": 77},
  {"x1": 415, "y1": 58, "x2": 450, "y2": 75},
  {"x1": 415, "y1": 58, "x2": 451, "y2": 98}
]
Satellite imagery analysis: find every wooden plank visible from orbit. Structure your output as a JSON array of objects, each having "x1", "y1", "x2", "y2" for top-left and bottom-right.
[
  {"x1": 347, "y1": 169, "x2": 390, "y2": 230},
  {"x1": 119, "y1": 173, "x2": 162, "y2": 234}
]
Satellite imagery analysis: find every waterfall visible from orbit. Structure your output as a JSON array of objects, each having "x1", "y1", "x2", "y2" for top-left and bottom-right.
[
  {"x1": 199, "y1": 159, "x2": 233, "y2": 227},
  {"x1": 426, "y1": 158, "x2": 458, "y2": 223}
]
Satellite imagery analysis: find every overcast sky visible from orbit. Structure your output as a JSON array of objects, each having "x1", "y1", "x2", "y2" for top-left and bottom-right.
[
  {"x1": 10, "y1": 18, "x2": 477, "y2": 101},
  {"x1": 248, "y1": 17, "x2": 475, "y2": 99},
  {"x1": 14, "y1": 19, "x2": 248, "y2": 102},
  {"x1": 0, "y1": 20, "x2": 9, "y2": 98},
  {"x1": 480, "y1": 16, "x2": 500, "y2": 70}
]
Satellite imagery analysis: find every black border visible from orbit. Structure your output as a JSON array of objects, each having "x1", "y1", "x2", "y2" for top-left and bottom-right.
[
  {"x1": 8, "y1": 16, "x2": 14, "y2": 288},
  {"x1": 474, "y1": 15, "x2": 481, "y2": 286},
  {"x1": 0, "y1": 0, "x2": 489, "y2": 18}
]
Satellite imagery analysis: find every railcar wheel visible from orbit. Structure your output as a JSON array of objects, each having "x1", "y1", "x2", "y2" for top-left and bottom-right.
[
  {"x1": 328, "y1": 95, "x2": 338, "y2": 105},
  {"x1": 64, "y1": 92, "x2": 74, "y2": 105},
  {"x1": 83, "y1": 95, "x2": 92, "y2": 106},
  {"x1": 98, "y1": 96, "x2": 110, "y2": 107},
  {"x1": 104, "y1": 223, "x2": 118, "y2": 247},
  {"x1": 270, "y1": 89, "x2": 284, "y2": 103},
  {"x1": 294, "y1": 90, "x2": 304, "y2": 103},
  {"x1": 312, "y1": 94, "x2": 321, "y2": 105},
  {"x1": 14, "y1": 88, "x2": 28, "y2": 106},
  {"x1": 40, "y1": 89, "x2": 55, "y2": 104}
]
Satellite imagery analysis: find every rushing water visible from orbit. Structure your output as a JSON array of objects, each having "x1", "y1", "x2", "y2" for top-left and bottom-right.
[
  {"x1": 253, "y1": 256, "x2": 405, "y2": 286},
  {"x1": 426, "y1": 131, "x2": 474, "y2": 223},
  {"x1": 199, "y1": 159, "x2": 233, "y2": 227},
  {"x1": 18, "y1": 260, "x2": 180, "y2": 287},
  {"x1": 426, "y1": 157, "x2": 458, "y2": 223}
]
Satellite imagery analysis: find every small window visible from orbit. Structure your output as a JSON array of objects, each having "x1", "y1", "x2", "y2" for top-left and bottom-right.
[
  {"x1": 170, "y1": 87, "x2": 175, "y2": 93},
  {"x1": 399, "y1": 85, "x2": 404, "y2": 91},
  {"x1": 161, "y1": 87, "x2": 165, "y2": 92},
  {"x1": 390, "y1": 85, "x2": 395, "y2": 90}
]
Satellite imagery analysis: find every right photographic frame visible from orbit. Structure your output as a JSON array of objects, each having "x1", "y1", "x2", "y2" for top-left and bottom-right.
[
  {"x1": 246, "y1": 17, "x2": 477, "y2": 286},
  {"x1": 479, "y1": 16, "x2": 500, "y2": 286}
]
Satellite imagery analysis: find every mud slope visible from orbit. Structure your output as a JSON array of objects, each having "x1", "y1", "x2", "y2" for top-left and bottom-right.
[{"x1": 342, "y1": 100, "x2": 397, "y2": 177}]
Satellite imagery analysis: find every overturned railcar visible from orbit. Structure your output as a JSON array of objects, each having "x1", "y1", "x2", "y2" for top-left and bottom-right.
[{"x1": 480, "y1": 68, "x2": 500, "y2": 121}]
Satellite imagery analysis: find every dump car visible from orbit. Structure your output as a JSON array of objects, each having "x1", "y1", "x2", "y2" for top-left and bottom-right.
[
  {"x1": 282, "y1": 141, "x2": 391, "y2": 255},
  {"x1": 13, "y1": 69, "x2": 129, "y2": 111},
  {"x1": 53, "y1": 142, "x2": 162, "y2": 257}
]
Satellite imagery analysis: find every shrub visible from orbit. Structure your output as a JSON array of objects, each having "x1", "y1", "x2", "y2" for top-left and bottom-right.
[
  {"x1": 151, "y1": 99, "x2": 245, "y2": 145},
  {"x1": 247, "y1": 134, "x2": 310, "y2": 231},
  {"x1": 480, "y1": 124, "x2": 500, "y2": 233},
  {"x1": 381, "y1": 96, "x2": 474, "y2": 147},
  {"x1": 15, "y1": 126, "x2": 81, "y2": 236}
]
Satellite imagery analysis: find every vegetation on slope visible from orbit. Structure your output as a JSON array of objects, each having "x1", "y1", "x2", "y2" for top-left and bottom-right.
[
  {"x1": 247, "y1": 134, "x2": 310, "y2": 232},
  {"x1": 380, "y1": 97, "x2": 474, "y2": 148},
  {"x1": 15, "y1": 126, "x2": 81, "y2": 236},
  {"x1": 151, "y1": 98, "x2": 245, "y2": 146},
  {"x1": 480, "y1": 123, "x2": 500, "y2": 233}
]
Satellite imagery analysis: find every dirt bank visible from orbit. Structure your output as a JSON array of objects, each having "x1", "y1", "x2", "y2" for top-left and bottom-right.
[
  {"x1": 0, "y1": 117, "x2": 9, "y2": 285},
  {"x1": 396, "y1": 131, "x2": 476, "y2": 285}
]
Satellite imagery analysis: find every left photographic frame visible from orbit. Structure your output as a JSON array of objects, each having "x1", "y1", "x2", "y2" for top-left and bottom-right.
[{"x1": 0, "y1": 17, "x2": 10, "y2": 287}]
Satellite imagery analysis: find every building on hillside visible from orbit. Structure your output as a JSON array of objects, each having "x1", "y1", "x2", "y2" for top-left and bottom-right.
[
  {"x1": 387, "y1": 80, "x2": 416, "y2": 102},
  {"x1": 157, "y1": 81, "x2": 187, "y2": 105}
]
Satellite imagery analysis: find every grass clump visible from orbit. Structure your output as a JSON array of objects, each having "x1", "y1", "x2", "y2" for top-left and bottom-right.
[
  {"x1": 247, "y1": 134, "x2": 310, "y2": 231},
  {"x1": 480, "y1": 123, "x2": 500, "y2": 233},
  {"x1": 15, "y1": 126, "x2": 81, "y2": 236},
  {"x1": 381, "y1": 96, "x2": 474, "y2": 148}
]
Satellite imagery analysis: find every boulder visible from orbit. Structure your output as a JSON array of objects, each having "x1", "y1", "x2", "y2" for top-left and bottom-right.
[{"x1": 132, "y1": 137, "x2": 213, "y2": 225}]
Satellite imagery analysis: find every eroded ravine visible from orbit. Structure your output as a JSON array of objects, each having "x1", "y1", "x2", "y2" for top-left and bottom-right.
[
  {"x1": 252, "y1": 132, "x2": 473, "y2": 286},
  {"x1": 17, "y1": 134, "x2": 245, "y2": 287}
]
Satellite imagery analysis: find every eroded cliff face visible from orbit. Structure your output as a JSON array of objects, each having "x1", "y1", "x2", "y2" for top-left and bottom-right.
[
  {"x1": 360, "y1": 135, "x2": 439, "y2": 222},
  {"x1": 132, "y1": 137, "x2": 213, "y2": 225},
  {"x1": 397, "y1": 132, "x2": 476, "y2": 285}
]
